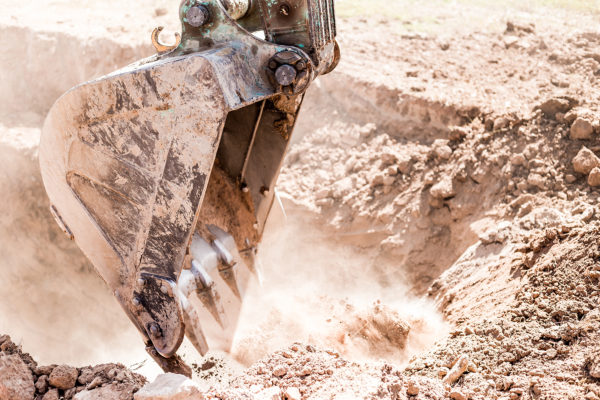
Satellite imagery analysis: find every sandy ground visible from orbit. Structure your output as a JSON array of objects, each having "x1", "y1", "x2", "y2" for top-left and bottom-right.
[{"x1": 3, "y1": 0, "x2": 600, "y2": 399}]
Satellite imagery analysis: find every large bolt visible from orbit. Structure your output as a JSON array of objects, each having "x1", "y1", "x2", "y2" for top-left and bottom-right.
[
  {"x1": 186, "y1": 5, "x2": 210, "y2": 27},
  {"x1": 274, "y1": 64, "x2": 297, "y2": 86},
  {"x1": 149, "y1": 322, "x2": 162, "y2": 338}
]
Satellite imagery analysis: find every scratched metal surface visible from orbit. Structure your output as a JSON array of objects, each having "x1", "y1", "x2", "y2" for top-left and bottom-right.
[{"x1": 39, "y1": 0, "x2": 339, "y2": 369}]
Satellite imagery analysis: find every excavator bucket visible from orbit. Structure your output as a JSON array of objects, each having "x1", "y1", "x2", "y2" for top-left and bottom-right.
[{"x1": 39, "y1": 0, "x2": 339, "y2": 375}]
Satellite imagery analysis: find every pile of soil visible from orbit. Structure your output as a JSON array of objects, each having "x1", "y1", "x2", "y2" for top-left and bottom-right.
[{"x1": 0, "y1": 335, "x2": 146, "y2": 400}]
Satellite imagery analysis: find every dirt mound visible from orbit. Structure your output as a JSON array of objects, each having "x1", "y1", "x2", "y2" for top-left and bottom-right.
[{"x1": 0, "y1": 335, "x2": 146, "y2": 400}]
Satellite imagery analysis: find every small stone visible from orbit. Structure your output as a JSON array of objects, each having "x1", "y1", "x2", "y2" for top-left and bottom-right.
[
  {"x1": 86, "y1": 376, "x2": 103, "y2": 390},
  {"x1": 564, "y1": 109, "x2": 578, "y2": 123},
  {"x1": 283, "y1": 387, "x2": 302, "y2": 400},
  {"x1": 571, "y1": 117, "x2": 595, "y2": 139},
  {"x1": 430, "y1": 176, "x2": 456, "y2": 199},
  {"x1": 433, "y1": 139, "x2": 452, "y2": 160},
  {"x1": 438, "y1": 368, "x2": 449, "y2": 378},
  {"x1": 588, "y1": 168, "x2": 600, "y2": 187},
  {"x1": 42, "y1": 389, "x2": 59, "y2": 400},
  {"x1": 435, "y1": 145, "x2": 452, "y2": 160},
  {"x1": 444, "y1": 356, "x2": 469, "y2": 385},
  {"x1": 381, "y1": 152, "x2": 398, "y2": 166},
  {"x1": 273, "y1": 364, "x2": 288, "y2": 377},
  {"x1": 372, "y1": 174, "x2": 385, "y2": 186},
  {"x1": 527, "y1": 173, "x2": 547, "y2": 190},
  {"x1": 397, "y1": 154, "x2": 412, "y2": 174},
  {"x1": 64, "y1": 387, "x2": 78, "y2": 400},
  {"x1": 538, "y1": 98, "x2": 573, "y2": 118},
  {"x1": 572, "y1": 147, "x2": 600, "y2": 175},
  {"x1": 382, "y1": 175, "x2": 395, "y2": 186},
  {"x1": 49, "y1": 365, "x2": 78, "y2": 390},
  {"x1": 450, "y1": 390, "x2": 467, "y2": 400},
  {"x1": 35, "y1": 375, "x2": 49, "y2": 394},
  {"x1": 449, "y1": 126, "x2": 469, "y2": 140},
  {"x1": 511, "y1": 154, "x2": 526, "y2": 166},
  {"x1": 494, "y1": 117, "x2": 510, "y2": 131},
  {"x1": 406, "y1": 380, "x2": 420, "y2": 396},
  {"x1": 35, "y1": 365, "x2": 56, "y2": 376},
  {"x1": 565, "y1": 174, "x2": 577, "y2": 183}
]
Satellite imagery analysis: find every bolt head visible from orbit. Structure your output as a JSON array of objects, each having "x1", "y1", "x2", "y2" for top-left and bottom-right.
[
  {"x1": 275, "y1": 64, "x2": 297, "y2": 86},
  {"x1": 296, "y1": 60, "x2": 307, "y2": 71},
  {"x1": 186, "y1": 5, "x2": 209, "y2": 27},
  {"x1": 149, "y1": 322, "x2": 161, "y2": 337},
  {"x1": 132, "y1": 297, "x2": 141, "y2": 307}
]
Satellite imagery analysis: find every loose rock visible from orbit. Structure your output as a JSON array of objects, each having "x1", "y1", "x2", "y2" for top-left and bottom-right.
[
  {"x1": 283, "y1": 387, "x2": 302, "y2": 400},
  {"x1": 572, "y1": 147, "x2": 600, "y2": 175},
  {"x1": 430, "y1": 176, "x2": 456, "y2": 199},
  {"x1": 571, "y1": 117, "x2": 595, "y2": 140},
  {"x1": 538, "y1": 97, "x2": 574, "y2": 118},
  {"x1": 588, "y1": 168, "x2": 600, "y2": 187},
  {"x1": 49, "y1": 365, "x2": 78, "y2": 390},
  {"x1": 406, "y1": 379, "x2": 420, "y2": 396},
  {"x1": 0, "y1": 353, "x2": 35, "y2": 400},
  {"x1": 42, "y1": 389, "x2": 59, "y2": 400},
  {"x1": 443, "y1": 356, "x2": 469, "y2": 385}
]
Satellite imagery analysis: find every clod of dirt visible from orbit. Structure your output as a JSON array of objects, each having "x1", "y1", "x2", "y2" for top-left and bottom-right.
[
  {"x1": 570, "y1": 117, "x2": 595, "y2": 140},
  {"x1": 589, "y1": 168, "x2": 600, "y2": 187},
  {"x1": 49, "y1": 365, "x2": 78, "y2": 390},
  {"x1": 537, "y1": 97, "x2": 576, "y2": 119},
  {"x1": 443, "y1": 356, "x2": 468, "y2": 385},
  {"x1": 572, "y1": 146, "x2": 600, "y2": 175}
]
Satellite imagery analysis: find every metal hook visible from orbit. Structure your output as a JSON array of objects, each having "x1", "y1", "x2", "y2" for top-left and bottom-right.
[{"x1": 151, "y1": 26, "x2": 181, "y2": 53}]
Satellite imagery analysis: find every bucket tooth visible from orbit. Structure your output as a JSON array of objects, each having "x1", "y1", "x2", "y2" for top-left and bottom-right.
[
  {"x1": 177, "y1": 270, "x2": 209, "y2": 355},
  {"x1": 190, "y1": 234, "x2": 219, "y2": 272},
  {"x1": 219, "y1": 266, "x2": 242, "y2": 300},
  {"x1": 207, "y1": 225, "x2": 244, "y2": 298},
  {"x1": 191, "y1": 260, "x2": 229, "y2": 329},
  {"x1": 181, "y1": 296, "x2": 209, "y2": 356}
]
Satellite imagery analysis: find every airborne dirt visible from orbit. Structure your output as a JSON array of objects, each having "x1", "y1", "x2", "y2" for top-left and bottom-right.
[{"x1": 3, "y1": 1, "x2": 600, "y2": 400}]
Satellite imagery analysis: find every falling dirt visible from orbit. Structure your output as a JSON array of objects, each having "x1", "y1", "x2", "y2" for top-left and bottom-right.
[{"x1": 3, "y1": 0, "x2": 600, "y2": 399}]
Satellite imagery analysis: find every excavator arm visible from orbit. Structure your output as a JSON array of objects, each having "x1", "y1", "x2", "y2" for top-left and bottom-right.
[{"x1": 39, "y1": 0, "x2": 339, "y2": 374}]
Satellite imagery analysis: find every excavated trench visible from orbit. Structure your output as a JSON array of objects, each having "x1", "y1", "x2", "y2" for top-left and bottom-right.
[
  {"x1": 0, "y1": 19, "x2": 468, "y2": 383},
  {"x1": 5, "y1": 4, "x2": 600, "y2": 400}
]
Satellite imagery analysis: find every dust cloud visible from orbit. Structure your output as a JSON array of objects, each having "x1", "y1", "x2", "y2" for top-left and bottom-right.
[{"x1": 231, "y1": 196, "x2": 449, "y2": 366}]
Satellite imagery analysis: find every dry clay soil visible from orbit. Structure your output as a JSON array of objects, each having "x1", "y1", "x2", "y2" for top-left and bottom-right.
[{"x1": 3, "y1": 1, "x2": 600, "y2": 400}]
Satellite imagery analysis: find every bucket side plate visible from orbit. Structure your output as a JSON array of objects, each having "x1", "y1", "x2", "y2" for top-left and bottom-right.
[{"x1": 39, "y1": 54, "x2": 229, "y2": 357}]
